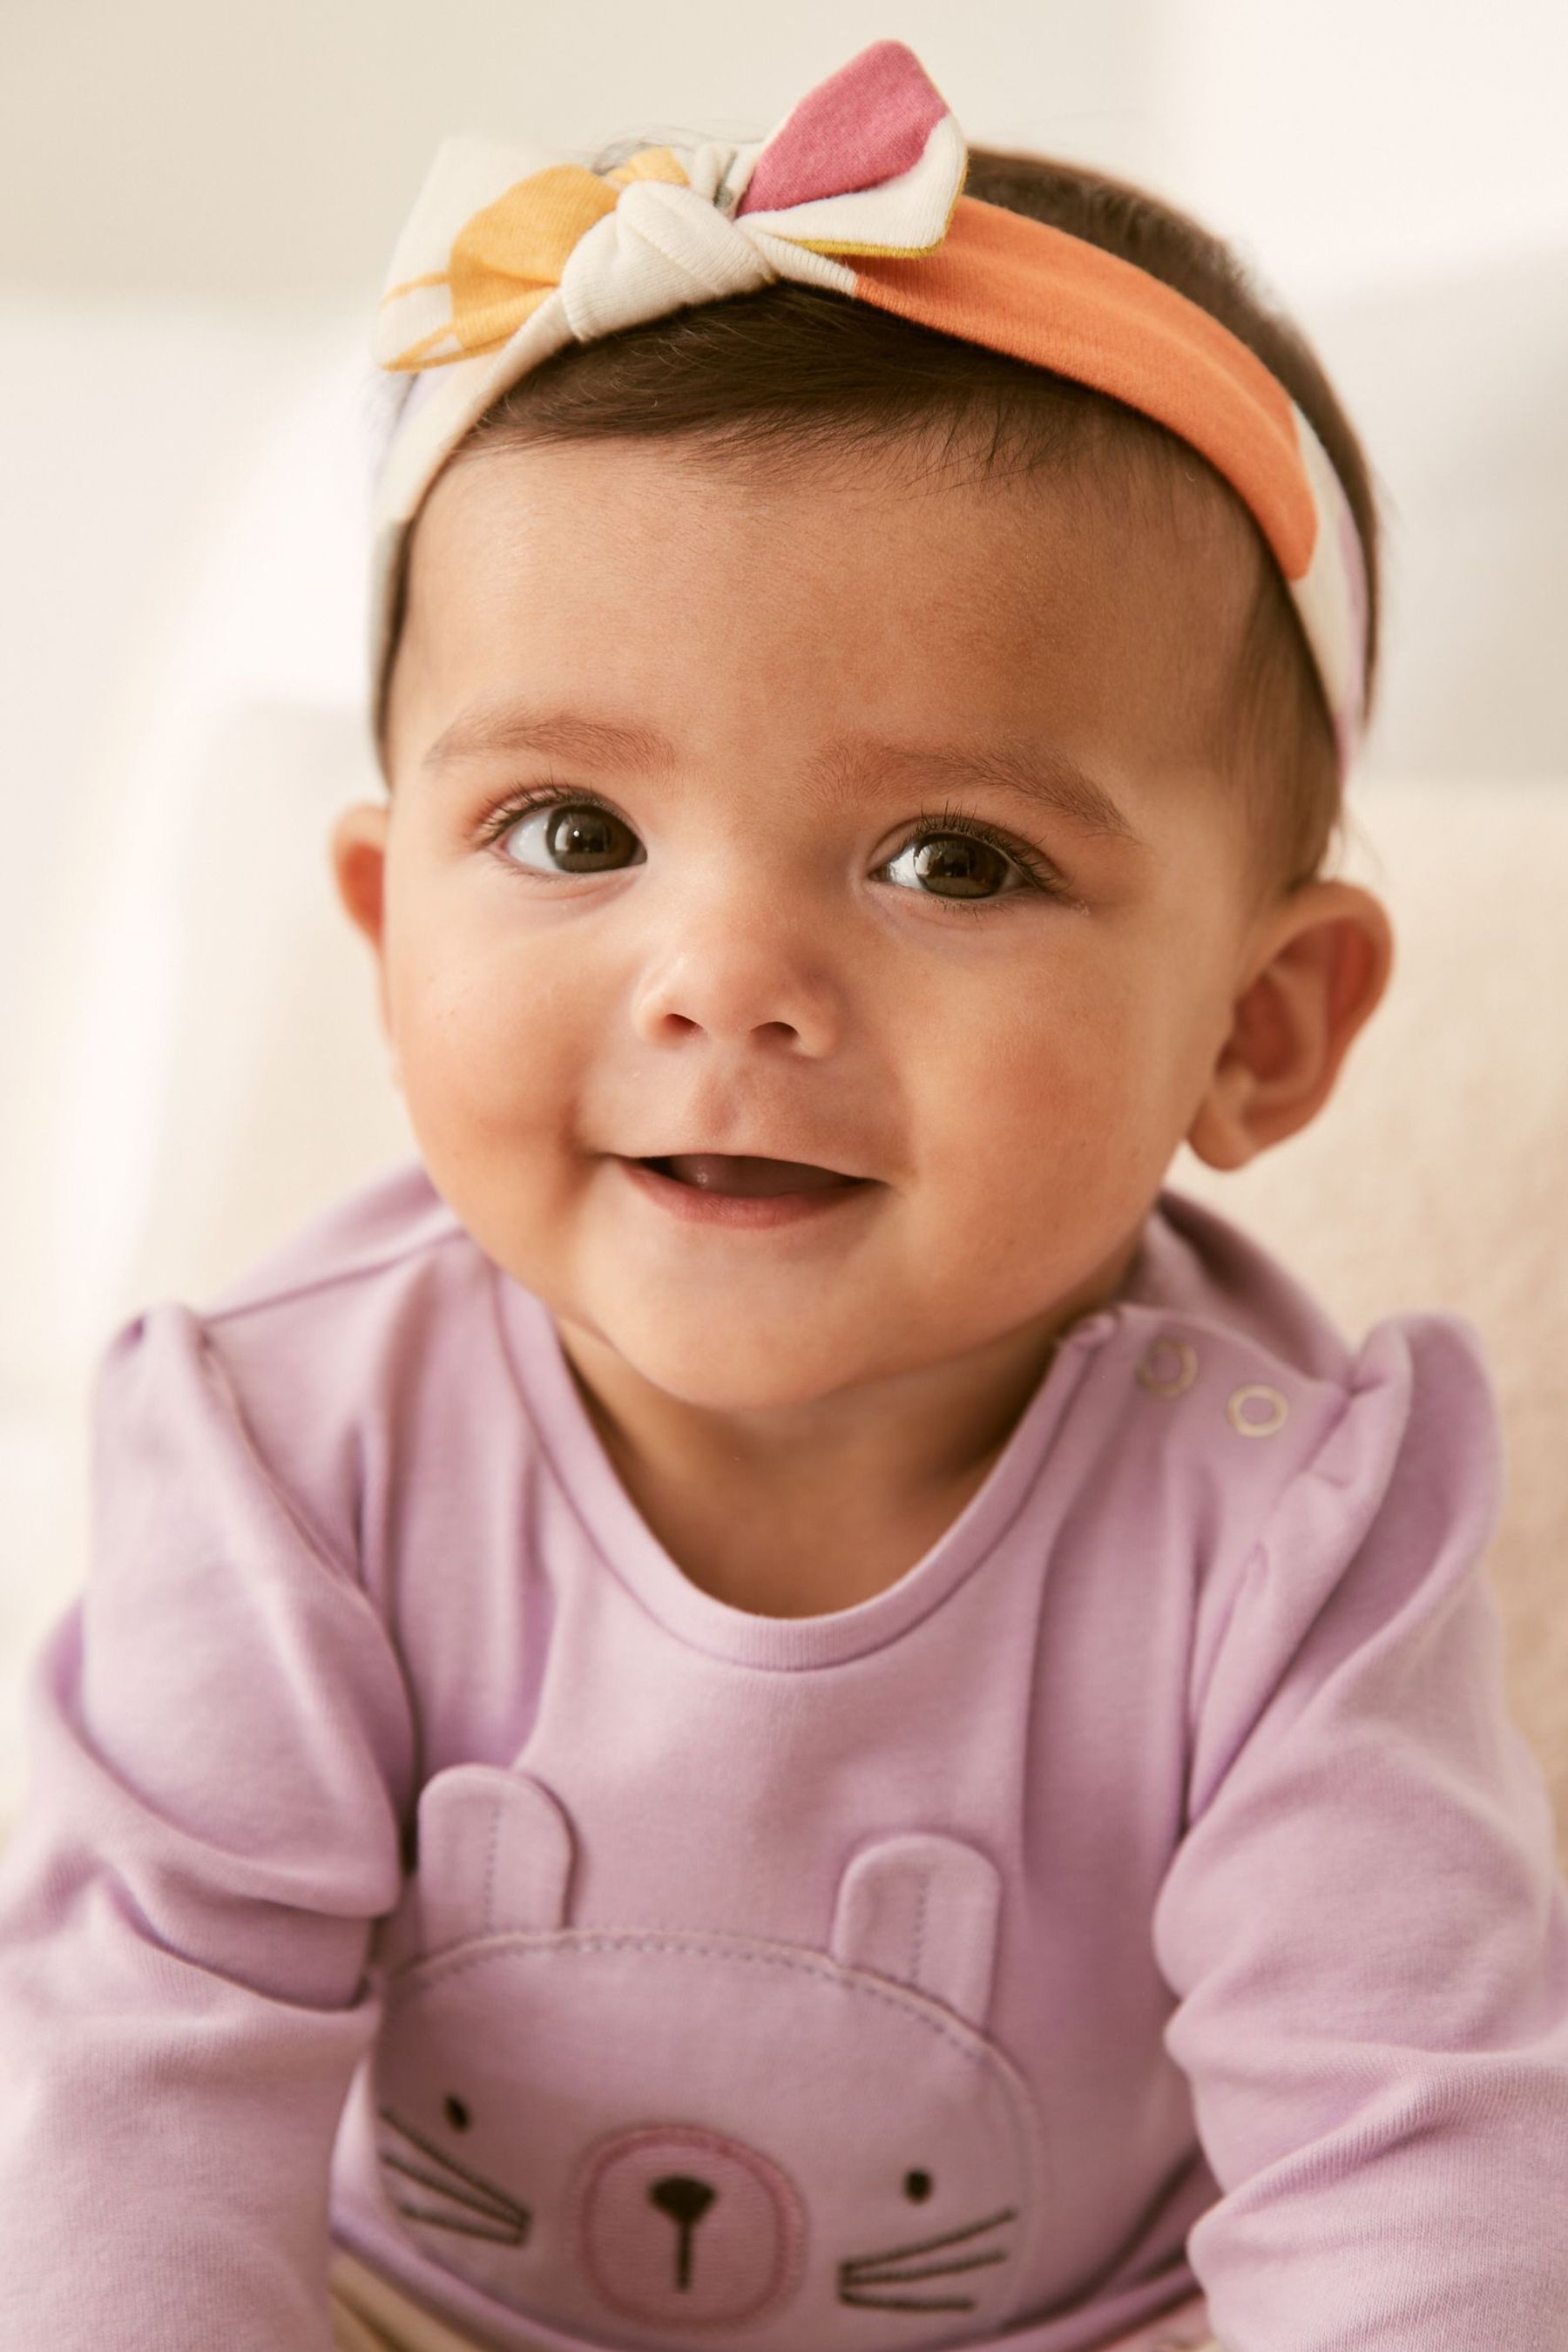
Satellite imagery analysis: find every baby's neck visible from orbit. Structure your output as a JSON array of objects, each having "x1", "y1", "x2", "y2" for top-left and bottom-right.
[
  {"x1": 551, "y1": 1233, "x2": 1143, "y2": 1619},
  {"x1": 576, "y1": 1362, "x2": 1046, "y2": 1619}
]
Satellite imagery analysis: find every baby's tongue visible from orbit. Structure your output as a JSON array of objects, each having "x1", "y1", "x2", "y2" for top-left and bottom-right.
[{"x1": 662, "y1": 1154, "x2": 854, "y2": 1196}]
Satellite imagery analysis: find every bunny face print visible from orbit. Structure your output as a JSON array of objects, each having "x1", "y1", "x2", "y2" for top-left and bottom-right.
[{"x1": 370, "y1": 1766, "x2": 1045, "y2": 2347}]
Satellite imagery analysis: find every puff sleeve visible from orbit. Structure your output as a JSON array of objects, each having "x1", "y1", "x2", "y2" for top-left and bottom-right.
[
  {"x1": 1152, "y1": 1312, "x2": 1568, "y2": 2348},
  {"x1": 0, "y1": 1307, "x2": 416, "y2": 2348}
]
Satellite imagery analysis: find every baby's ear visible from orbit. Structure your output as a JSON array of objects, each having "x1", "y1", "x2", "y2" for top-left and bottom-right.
[
  {"x1": 1187, "y1": 877, "x2": 1393, "y2": 1170},
  {"x1": 329, "y1": 801, "x2": 398, "y2": 1081},
  {"x1": 330, "y1": 801, "x2": 389, "y2": 952}
]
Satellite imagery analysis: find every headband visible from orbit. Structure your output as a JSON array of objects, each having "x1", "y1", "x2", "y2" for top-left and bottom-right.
[{"x1": 369, "y1": 39, "x2": 1369, "y2": 771}]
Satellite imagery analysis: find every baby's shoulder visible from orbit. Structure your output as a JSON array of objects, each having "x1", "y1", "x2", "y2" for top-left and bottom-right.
[
  {"x1": 1086, "y1": 1184, "x2": 1358, "y2": 1473},
  {"x1": 1080, "y1": 1288, "x2": 1353, "y2": 1549},
  {"x1": 199, "y1": 1155, "x2": 469, "y2": 1322},
  {"x1": 1079, "y1": 1186, "x2": 1498, "y2": 1544},
  {"x1": 190, "y1": 1158, "x2": 498, "y2": 1407},
  {"x1": 104, "y1": 1159, "x2": 532, "y2": 1574}
]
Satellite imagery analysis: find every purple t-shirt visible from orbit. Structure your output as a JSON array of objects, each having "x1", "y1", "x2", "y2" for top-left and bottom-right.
[{"x1": 0, "y1": 1160, "x2": 1564, "y2": 2351}]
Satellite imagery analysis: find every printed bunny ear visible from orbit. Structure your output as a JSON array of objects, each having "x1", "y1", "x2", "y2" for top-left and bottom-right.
[
  {"x1": 831, "y1": 1833, "x2": 1002, "y2": 2026},
  {"x1": 412, "y1": 1764, "x2": 575, "y2": 1953}
]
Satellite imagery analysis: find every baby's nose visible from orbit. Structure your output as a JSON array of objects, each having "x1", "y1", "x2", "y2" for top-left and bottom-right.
[{"x1": 626, "y1": 896, "x2": 842, "y2": 1060}]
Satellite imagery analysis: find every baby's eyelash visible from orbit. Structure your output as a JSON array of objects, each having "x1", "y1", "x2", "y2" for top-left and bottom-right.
[
  {"x1": 475, "y1": 781, "x2": 622, "y2": 855},
  {"x1": 896, "y1": 799, "x2": 1071, "y2": 903},
  {"x1": 475, "y1": 782, "x2": 1072, "y2": 905}
]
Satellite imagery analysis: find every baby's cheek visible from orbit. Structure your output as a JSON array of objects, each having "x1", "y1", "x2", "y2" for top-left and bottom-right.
[
  {"x1": 389, "y1": 978, "x2": 586, "y2": 1272},
  {"x1": 921, "y1": 1026, "x2": 1173, "y2": 1293},
  {"x1": 394, "y1": 932, "x2": 575, "y2": 1128},
  {"x1": 945, "y1": 1022, "x2": 1134, "y2": 1178}
]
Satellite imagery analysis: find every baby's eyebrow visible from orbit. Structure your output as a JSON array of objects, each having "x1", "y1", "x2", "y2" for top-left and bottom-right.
[
  {"x1": 808, "y1": 740, "x2": 1147, "y2": 849},
  {"x1": 421, "y1": 704, "x2": 675, "y2": 776},
  {"x1": 421, "y1": 700, "x2": 1145, "y2": 849}
]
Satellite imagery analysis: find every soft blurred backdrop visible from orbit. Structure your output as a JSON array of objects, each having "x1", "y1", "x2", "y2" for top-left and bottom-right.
[{"x1": 3, "y1": 0, "x2": 1566, "y2": 1838}]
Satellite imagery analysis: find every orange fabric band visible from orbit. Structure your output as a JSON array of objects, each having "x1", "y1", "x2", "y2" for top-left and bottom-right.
[{"x1": 853, "y1": 198, "x2": 1318, "y2": 586}]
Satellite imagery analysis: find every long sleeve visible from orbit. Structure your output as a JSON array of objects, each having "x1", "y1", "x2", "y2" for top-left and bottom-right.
[
  {"x1": 0, "y1": 1306, "x2": 416, "y2": 2349},
  {"x1": 1152, "y1": 1311, "x2": 1568, "y2": 2348}
]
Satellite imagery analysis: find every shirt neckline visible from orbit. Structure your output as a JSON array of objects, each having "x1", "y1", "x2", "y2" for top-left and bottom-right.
[{"x1": 492, "y1": 1272, "x2": 1125, "y2": 1671}]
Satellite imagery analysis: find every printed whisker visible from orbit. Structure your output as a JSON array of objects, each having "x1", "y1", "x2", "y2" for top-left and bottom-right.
[
  {"x1": 393, "y1": 2200, "x2": 529, "y2": 2247},
  {"x1": 376, "y1": 2105, "x2": 529, "y2": 2219},
  {"x1": 844, "y1": 2248, "x2": 1009, "y2": 2288},
  {"x1": 842, "y1": 2207, "x2": 1017, "y2": 2275},
  {"x1": 841, "y1": 2290, "x2": 977, "y2": 2313},
  {"x1": 380, "y1": 2149, "x2": 525, "y2": 2227}
]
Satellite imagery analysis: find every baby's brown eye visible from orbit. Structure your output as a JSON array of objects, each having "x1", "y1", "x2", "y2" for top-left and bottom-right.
[
  {"x1": 444, "y1": 2094, "x2": 470, "y2": 2132},
  {"x1": 503, "y1": 801, "x2": 641, "y2": 875},
  {"x1": 883, "y1": 828, "x2": 1026, "y2": 902},
  {"x1": 902, "y1": 2168, "x2": 933, "y2": 2201}
]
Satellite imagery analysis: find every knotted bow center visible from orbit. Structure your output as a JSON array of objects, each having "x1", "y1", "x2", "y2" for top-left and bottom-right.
[{"x1": 559, "y1": 173, "x2": 777, "y2": 343}]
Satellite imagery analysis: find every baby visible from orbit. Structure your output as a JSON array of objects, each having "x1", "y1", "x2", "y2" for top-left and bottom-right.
[{"x1": 3, "y1": 38, "x2": 1567, "y2": 2352}]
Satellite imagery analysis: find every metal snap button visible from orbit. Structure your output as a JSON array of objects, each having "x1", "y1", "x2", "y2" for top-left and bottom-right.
[
  {"x1": 1227, "y1": 1382, "x2": 1288, "y2": 1436},
  {"x1": 1136, "y1": 1335, "x2": 1198, "y2": 1397}
]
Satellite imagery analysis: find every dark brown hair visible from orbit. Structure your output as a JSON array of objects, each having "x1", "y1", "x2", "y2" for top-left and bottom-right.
[{"x1": 380, "y1": 144, "x2": 1381, "y2": 903}]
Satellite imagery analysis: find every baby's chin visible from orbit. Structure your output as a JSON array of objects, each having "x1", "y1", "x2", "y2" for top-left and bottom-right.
[{"x1": 564, "y1": 1286, "x2": 915, "y2": 1421}]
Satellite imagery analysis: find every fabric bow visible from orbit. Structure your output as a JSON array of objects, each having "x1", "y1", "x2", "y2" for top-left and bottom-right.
[
  {"x1": 368, "y1": 39, "x2": 1369, "y2": 775},
  {"x1": 375, "y1": 40, "x2": 965, "y2": 375}
]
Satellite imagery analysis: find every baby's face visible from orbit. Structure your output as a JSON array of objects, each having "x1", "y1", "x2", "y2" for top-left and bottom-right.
[{"x1": 352, "y1": 434, "x2": 1274, "y2": 1412}]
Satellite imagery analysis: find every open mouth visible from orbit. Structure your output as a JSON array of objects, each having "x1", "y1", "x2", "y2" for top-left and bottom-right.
[{"x1": 637, "y1": 1154, "x2": 867, "y2": 1199}]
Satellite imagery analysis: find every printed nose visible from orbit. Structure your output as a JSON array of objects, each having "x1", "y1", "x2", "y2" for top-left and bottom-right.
[
  {"x1": 575, "y1": 2124, "x2": 805, "y2": 2328},
  {"x1": 648, "y1": 2173, "x2": 717, "y2": 2288}
]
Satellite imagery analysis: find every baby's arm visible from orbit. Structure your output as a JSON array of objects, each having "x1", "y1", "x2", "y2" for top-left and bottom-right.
[
  {"x1": 1152, "y1": 1313, "x2": 1568, "y2": 2348},
  {"x1": 0, "y1": 1306, "x2": 416, "y2": 2349}
]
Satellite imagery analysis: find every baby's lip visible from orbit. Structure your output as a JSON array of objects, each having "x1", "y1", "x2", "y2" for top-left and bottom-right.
[{"x1": 629, "y1": 1152, "x2": 868, "y2": 1193}]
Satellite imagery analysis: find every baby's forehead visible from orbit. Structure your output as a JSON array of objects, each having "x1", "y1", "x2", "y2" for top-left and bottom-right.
[
  {"x1": 420, "y1": 422, "x2": 1259, "y2": 633},
  {"x1": 395, "y1": 426, "x2": 1266, "y2": 797}
]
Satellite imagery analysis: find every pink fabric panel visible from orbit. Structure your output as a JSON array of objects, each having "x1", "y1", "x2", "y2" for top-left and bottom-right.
[{"x1": 737, "y1": 39, "x2": 946, "y2": 216}]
